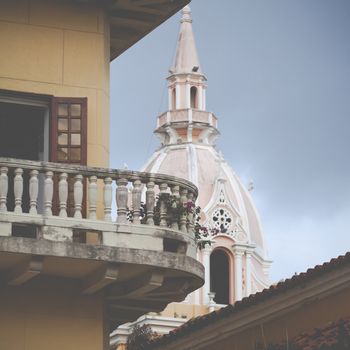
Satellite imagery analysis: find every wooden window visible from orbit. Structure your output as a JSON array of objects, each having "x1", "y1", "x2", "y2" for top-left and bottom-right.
[
  {"x1": 51, "y1": 97, "x2": 87, "y2": 165},
  {"x1": 51, "y1": 97, "x2": 87, "y2": 217}
]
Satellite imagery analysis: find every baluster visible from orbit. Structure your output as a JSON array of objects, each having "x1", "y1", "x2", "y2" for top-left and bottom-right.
[
  {"x1": 103, "y1": 177, "x2": 112, "y2": 221},
  {"x1": 58, "y1": 173, "x2": 68, "y2": 217},
  {"x1": 88, "y1": 176, "x2": 98, "y2": 220},
  {"x1": 116, "y1": 178, "x2": 128, "y2": 224},
  {"x1": 171, "y1": 185, "x2": 180, "y2": 230},
  {"x1": 132, "y1": 179, "x2": 142, "y2": 224},
  {"x1": 73, "y1": 174, "x2": 83, "y2": 219},
  {"x1": 179, "y1": 188, "x2": 188, "y2": 233},
  {"x1": 187, "y1": 191, "x2": 195, "y2": 234},
  {"x1": 0, "y1": 167, "x2": 8, "y2": 212},
  {"x1": 159, "y1": 183, "x2": 168, "y2": 227},
  {"x1": 14, "y1": 168, "x2": 23, "y2": 214},
  {"x1": 44, "y1": 171, "x2": 53, "y2": 216},
  {"x1": 146, "y1": 181, "x2": 155, "y2": 225},
  {"x1": 29, "y1": 170, "x2": 39, "y2": 215}
]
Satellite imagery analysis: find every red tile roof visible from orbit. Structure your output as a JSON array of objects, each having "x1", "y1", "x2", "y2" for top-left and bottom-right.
[
  {"x1": 254, "y1": 316, "x2": 350, "y2": 350},
  {"x1": 294, "y1": 317, "x2": 350, "y2": 350},
  {"x1": 148, "y1": 252, "x2": 350, "y2": 349}
]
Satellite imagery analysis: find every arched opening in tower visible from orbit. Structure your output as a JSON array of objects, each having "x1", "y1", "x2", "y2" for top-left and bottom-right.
[
  {"x1": 190, "y1": 86, "x2": 197, "y2": 108},
  {"x1": 210, "y1": 249, "x2": 230, "y2": 304}
]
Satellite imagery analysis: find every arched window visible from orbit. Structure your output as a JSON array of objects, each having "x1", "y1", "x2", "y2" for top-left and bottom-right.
[
  {"x1": 172, "y1": 88, "x2": 176, "y2": 110},
  {"x1": 190, "y1": 86, "x2": 197, "y2": 108},
  {"x1": 210, "y1": 249, "x2": 230, "y2": 304}
]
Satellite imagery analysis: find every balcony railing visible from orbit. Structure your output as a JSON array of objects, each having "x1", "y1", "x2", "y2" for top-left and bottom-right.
[
  {"x1": 0, "y1": 158, "x2": 198, "y2": 251},
  {"x1": 157, "y1": 109, "x2": 218, "y2": 129}
]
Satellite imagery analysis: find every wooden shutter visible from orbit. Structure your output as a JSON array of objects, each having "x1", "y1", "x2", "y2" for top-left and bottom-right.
[
  {"x1": 51, "y1": 97, "x2": 87, "y2": 165},
  {"x1": 51, "y1": 97, "x2": 87, "y2": 217}
]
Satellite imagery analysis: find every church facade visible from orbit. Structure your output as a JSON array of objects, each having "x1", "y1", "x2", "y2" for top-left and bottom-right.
[{"x1": 111, "y1": 6, "x2": 272, "y2": 348}]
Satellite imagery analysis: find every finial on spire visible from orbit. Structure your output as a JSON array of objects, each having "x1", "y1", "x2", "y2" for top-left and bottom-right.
[{"x1": 181, "y1": 5, "x2": 192, "y2": 23}]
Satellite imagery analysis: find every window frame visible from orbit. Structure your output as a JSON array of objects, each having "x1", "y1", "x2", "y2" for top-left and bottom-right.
[{"x1": 51, "y1": 97, "x2": 87, "y2": 165}]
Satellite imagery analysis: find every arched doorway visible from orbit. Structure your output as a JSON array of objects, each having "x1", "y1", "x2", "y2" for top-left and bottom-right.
[{"x1": 210, "y1": 249, "x2": 230, "y2": 304}]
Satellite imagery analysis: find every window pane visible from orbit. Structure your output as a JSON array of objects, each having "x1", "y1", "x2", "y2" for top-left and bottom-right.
[
  {"x1": 57, "y1": 148, "x2": 68, "y2": 161},
  {"x1": 58, "y1": 118, "x2": 68, "y2": 131},
  {"x1": 70, "y1": 119, "x2": 81, "y2": 131},
  {"x1": 70, "y1": 148, "x2": 81, "y2": 162},
  {"x1": 58, "y1": 133, "x2": 68, "y2": 145},
  {"x1": 58, "y1": 104, "x2": 68, "y2": 116},
  {"x1": 71, "y1": 134, "x2": 81, "y2": 146},
  {"x1": 70, "y1": 104, "x2": 81, "y2": 117}
]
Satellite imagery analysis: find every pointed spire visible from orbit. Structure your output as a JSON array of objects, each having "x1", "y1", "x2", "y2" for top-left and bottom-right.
[{"x1": 171, "y1": 5, "x2": 202, "y2": 75}]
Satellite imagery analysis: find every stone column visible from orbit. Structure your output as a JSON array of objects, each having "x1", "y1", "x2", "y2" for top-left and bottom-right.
[
  {"x1": 197, "y1": 85, "x2": 203, "y2": 110},
  {"x1": 232, "y1": 244, "x2": 245, "y2": 301},
  {"x1": 168, "y1": 87, "x2": 172, "y2": 109},
  {"x1": 245, "y1": 250, "x2": 252, "y2": 297},
  {"x1": 202, "y1": 244, "x2": 212, "y2": 304},
  {"x1": 186, "y1": 82, "x2": 191, "y2": 108},
  {"x1": 175, "y1": 84, "x2": 181, "y2": 109},
  {"x1": 202, "y1": 88, "x2": 206, "y2": 110}
]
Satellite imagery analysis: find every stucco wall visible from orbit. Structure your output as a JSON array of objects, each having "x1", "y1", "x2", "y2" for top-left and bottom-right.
[
  {"x1": 0, "y1": 0, "x2": 110, "y2": 167},
  {"x1": 0, "y1": 278, "x2": 107, "y2": 350}
]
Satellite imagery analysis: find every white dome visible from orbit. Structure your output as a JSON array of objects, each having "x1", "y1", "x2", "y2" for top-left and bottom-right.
[{"x1": 143, "y1": 143, "x2": 268, "y2": 261}]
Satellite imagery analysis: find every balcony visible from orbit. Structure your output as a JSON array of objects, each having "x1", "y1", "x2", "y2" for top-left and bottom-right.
[
  {"x1": 157, "y1": 109, "x2": 218, "y2": 129},
  {"x1": 0, "y1": 157, "x2": 204, "y2": 328}
]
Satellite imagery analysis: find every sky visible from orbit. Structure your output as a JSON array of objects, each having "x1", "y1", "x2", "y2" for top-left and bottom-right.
[{"x1": 110, "y1": 0, "x2": 350, "y2": 282}]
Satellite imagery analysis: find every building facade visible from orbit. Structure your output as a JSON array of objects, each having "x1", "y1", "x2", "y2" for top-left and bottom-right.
[{"x1": 0, "y1": 1, "x2": 204, "y2": 350}]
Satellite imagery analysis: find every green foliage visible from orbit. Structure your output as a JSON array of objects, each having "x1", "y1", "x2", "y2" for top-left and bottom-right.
[
  {"x1": 127, "y1": 193, "x2": 216, "y2": 249},
  {"x1": 126, "y1": 324, "x2": 157, "y2": 350}
]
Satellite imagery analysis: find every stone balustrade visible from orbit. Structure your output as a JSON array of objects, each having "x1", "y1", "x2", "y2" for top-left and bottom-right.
[
  {"x1": 157, "y1": 109, "x2": 218, "y2": 129},
  {"x1": 0, "y1": 157, "x2": 198, "y2": 252}
]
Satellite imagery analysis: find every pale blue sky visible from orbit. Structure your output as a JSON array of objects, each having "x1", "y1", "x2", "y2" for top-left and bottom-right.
[{"x1": 110, "y1": 0, "x2": 350, "y2": 282}]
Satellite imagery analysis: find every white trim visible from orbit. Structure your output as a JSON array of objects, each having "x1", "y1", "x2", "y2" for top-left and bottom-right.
[
  {"x1": 197, "y1": 85, "x2": 203, "y2": 110},
  {"x1": 186, "y1": 83, "x2": 191, "y2": 108},
  {"x1": 175, "y1": 84, "x2": 181, "y2": 109},
  {"x1": 0, "y1": 95, "x2": 49, "y2": 108},
  {"x1": 203, "y1": 88, "x2": 206, "y2": 110},
  {"x1": 166, "y1": 111, "x2": 171, "y2": 123},
  {"x1": 140, "y1": 150, "x2": 160, "y2": 172},
  {"x1": 168, "y1": 87, "x2": 172, "y2": 110},
  {"x1": 188, "y1": 108, "x2": 193, "y2": 123},
  {"x1": 221, "y1": 162, "x2": 251, "y2": 241},
  {"x1": 187, "y1": 124, "x2": 193, "y2": 143},
  {"x1": 187, "y1": 144, "x2": 198, "y2": 186},
  {"x1": 150, "y1": 149, "x2": 168, "y2": 174},
  {"x1": 250, "y1": 259, "x2": 270, "y2": 289},
  {"x1": 110, "y1": 315, "x2": 187, "y2": 348}
]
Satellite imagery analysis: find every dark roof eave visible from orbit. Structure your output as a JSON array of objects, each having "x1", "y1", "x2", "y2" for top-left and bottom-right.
[{"x1": 108, "y1": 0, "x2": 190, "y2": 60}]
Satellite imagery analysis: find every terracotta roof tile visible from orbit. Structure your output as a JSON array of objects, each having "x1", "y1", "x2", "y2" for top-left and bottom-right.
[
  {"x1": 148, "y1": 252, "x2": 350, "y2": 348},
  {"x1": 269, "y1": 317, "x2": 350, "y2": 350}
]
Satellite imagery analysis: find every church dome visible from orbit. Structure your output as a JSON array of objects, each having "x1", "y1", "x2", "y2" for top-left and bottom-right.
[
  {"x1": 142, "y1": 5, "x2": 271, "y2": 304},
  {"x1": 143, "y1": 142, "x2": 268, "y2": 260}
]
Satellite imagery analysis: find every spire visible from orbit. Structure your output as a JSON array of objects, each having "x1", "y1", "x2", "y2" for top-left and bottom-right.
[{"x1": 171, "y1": 5, "x2": 202, "y2": 75}]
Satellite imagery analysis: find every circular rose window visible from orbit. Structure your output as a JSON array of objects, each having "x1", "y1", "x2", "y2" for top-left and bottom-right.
[{"x1": 212, "y1": 208, "x2": 232, "y2": 233}]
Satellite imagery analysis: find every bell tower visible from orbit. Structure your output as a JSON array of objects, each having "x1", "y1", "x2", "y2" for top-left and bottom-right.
[
  {"x1": 156, "y1": 6, "x2": 219, "y2": 146},
  {"x1": 168, "y1": 5, "x2": 205, "y2": 110}
]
